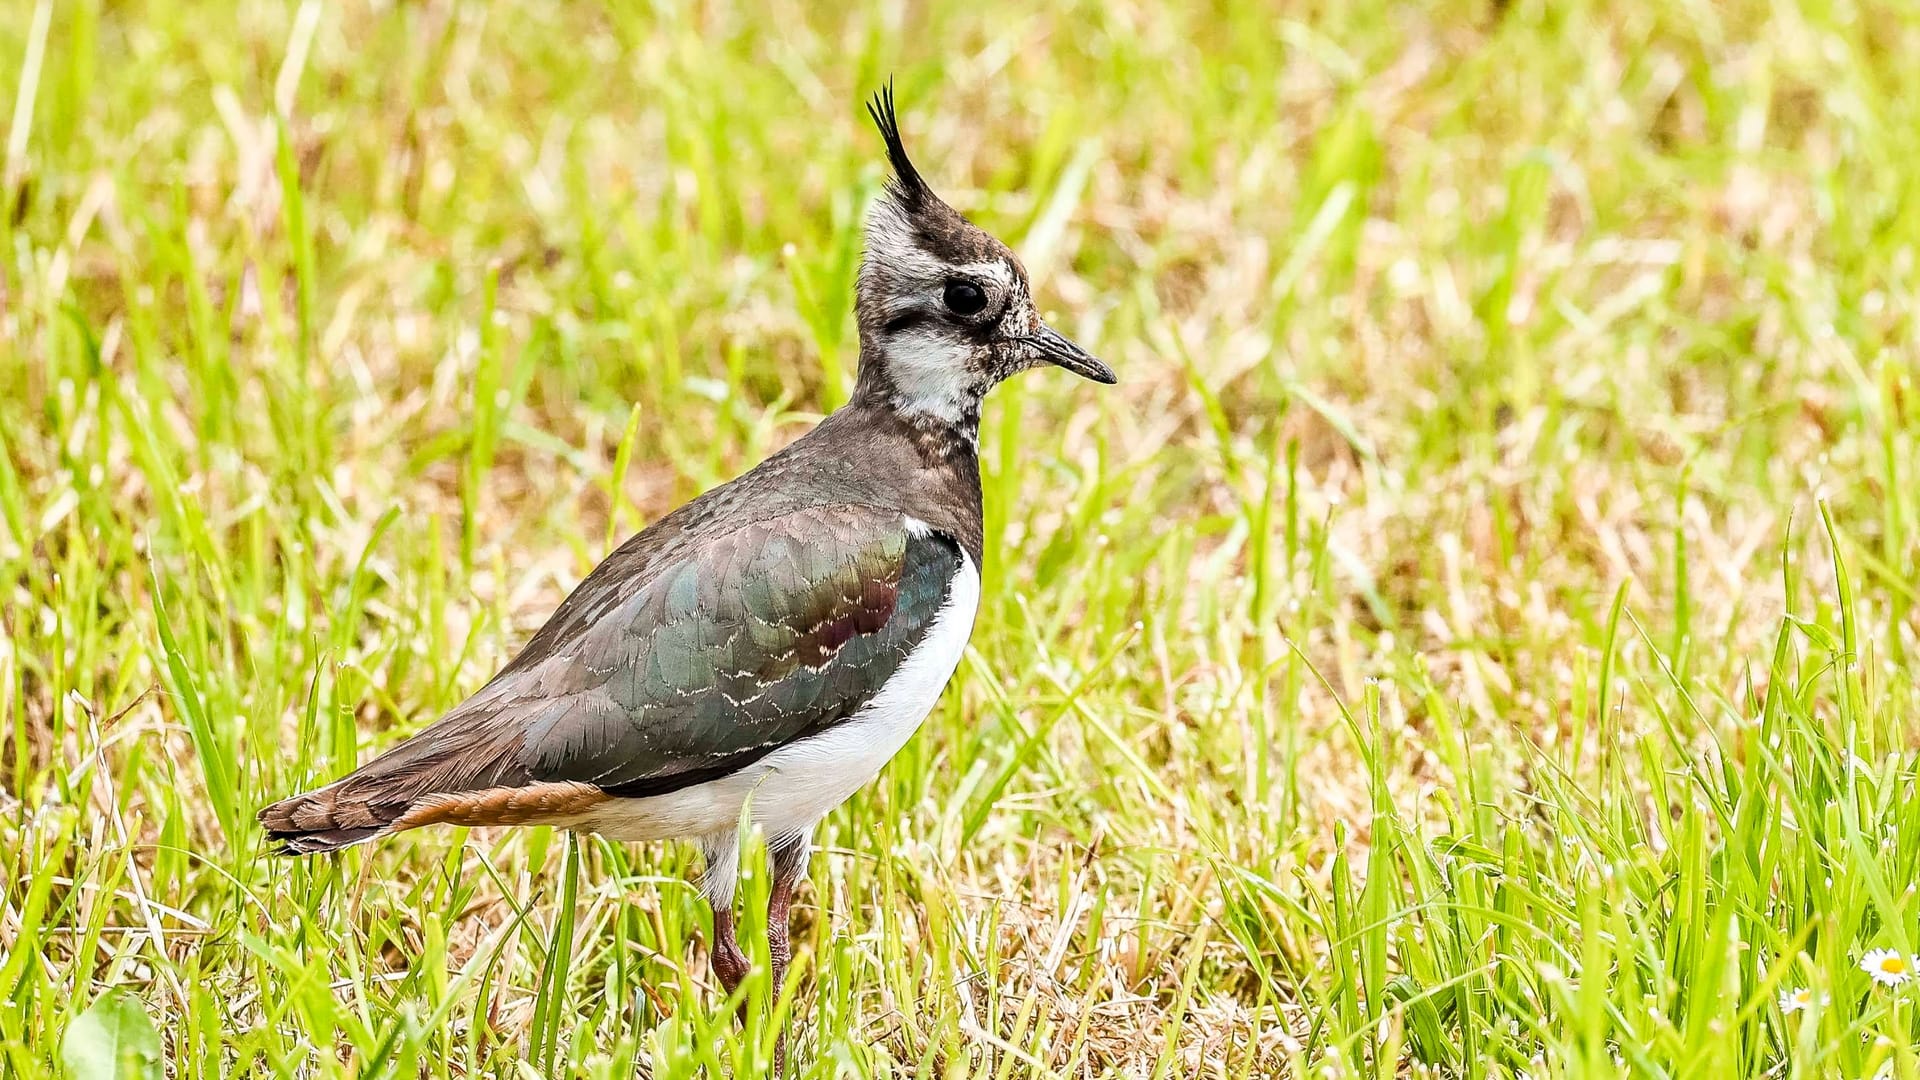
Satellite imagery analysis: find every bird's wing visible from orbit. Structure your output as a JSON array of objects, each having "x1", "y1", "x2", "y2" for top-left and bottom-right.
[
  {"x1": 258, "y1": 503, "x2": 968, "y2": 850},
  {"x1": 480, "y1": 503, "x2": 966, "y2": 794}
]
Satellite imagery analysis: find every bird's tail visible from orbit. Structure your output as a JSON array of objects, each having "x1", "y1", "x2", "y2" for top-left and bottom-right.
[
  {"x1": 257, "y1": 706, "x2": 533, "y2": 855},
  {"x1": 257, "y1": 777, "x2": 403, "y2": 854}
]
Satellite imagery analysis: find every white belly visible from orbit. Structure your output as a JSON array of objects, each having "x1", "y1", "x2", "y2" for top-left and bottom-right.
[{"x1": 571, "y1": 546, "x2": 980, "y2": 842}]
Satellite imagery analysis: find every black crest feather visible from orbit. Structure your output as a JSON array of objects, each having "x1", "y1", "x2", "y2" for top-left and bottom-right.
[{"x1": 867, "y1": 80, "x2": 931, "y2": 209}]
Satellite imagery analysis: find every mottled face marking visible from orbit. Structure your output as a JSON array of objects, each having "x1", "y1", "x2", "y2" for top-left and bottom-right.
[
  {"x1": 859, "y1": 207, "x2": 1038, "y2": 424},
  {"x1": 852, "y1": 86, "x2": 1115, "y2": 429}
]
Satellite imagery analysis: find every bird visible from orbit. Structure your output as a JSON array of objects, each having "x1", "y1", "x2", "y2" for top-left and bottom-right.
[{"x1": 258, "y1": 84, "x2": 1114, "y2": 1055}]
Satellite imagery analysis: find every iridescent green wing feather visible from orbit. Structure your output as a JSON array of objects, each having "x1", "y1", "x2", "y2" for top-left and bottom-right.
[{"x1": 505, "y1": 504, "x2": 964, "y2": 795}]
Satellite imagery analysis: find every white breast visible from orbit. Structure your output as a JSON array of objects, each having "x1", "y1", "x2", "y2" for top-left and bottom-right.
[{"x1": 573, "y1": 524, "x2": 980, "y2": 844}]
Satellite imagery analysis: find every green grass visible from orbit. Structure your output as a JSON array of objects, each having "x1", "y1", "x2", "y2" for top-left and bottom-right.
[{"x1": 4, "y1": 0, "x2": 1919, "y2": 1076}]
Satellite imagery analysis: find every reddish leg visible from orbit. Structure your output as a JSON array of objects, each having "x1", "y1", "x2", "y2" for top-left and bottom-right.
[
  {"x1": 702, "y1": 832, "x2": 749, "y2": 997},
  {"x1": 766, "y1": 830, "x2": 812, "y2": 1076},
  {"x1": 708, "y1": 902, "x2": 751, "y2": 996}
]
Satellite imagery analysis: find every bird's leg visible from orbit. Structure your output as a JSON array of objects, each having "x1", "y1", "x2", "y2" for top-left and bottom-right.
[
  {"x1": 766, "y1": 830, "x2": 812, "y2": 995},
  {"x1": 766, "y1": 829, "x2": 813, "y2": 1075},
  {"x1": 701, "y1": 832, "x2": 749, "y2": 997},
  {"x1": 709, "y1": 903, "x2": 751, "y2": 997}
]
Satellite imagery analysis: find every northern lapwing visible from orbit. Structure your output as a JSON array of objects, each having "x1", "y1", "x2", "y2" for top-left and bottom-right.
[{"x1": 259, "y1": 85, "x2": 1114, "y2": 1054}]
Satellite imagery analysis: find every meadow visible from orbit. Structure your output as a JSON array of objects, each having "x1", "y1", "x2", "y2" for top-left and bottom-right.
[{"x1": 4, "y1": 1, "x2": 1919, "y2": 1076}]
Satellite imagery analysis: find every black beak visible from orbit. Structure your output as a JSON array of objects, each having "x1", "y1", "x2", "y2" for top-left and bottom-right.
[{"x1": 1017, "y1": 322, "x2": 1116, "y2": 385}]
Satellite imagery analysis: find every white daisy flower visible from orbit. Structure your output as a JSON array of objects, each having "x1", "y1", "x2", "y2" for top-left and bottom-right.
[
  {"x1": 1777, "y1": 986, "x2": 1823, "y2": 1013},
  {"x1": 1860, "y1": 948, "x2": 1916, "y2": 987}
]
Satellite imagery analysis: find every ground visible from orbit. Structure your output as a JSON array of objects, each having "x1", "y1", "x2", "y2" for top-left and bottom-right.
[{"x1": 3, "y1": 1, "x2": 1919, "y2": 1077}]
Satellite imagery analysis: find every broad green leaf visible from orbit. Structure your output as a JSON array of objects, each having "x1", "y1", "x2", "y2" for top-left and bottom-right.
[{"x1": 61, "y1": 990, "x2": 161, "y2": 1080}]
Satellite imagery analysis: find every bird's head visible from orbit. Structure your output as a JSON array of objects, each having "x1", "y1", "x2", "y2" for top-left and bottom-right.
[{"x1": 852, "y1": 86, "x2": 1114, "y2": 428}]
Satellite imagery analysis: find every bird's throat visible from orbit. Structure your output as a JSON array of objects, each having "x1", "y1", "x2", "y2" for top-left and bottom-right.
[{"x1": 852, "y1": 342, "x2": 985, "y2": 449}]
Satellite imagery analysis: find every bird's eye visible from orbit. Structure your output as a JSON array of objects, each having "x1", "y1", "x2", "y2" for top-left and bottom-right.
[{"x1": 943, "y1": 280, "x2": 987, "y2": 316}]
